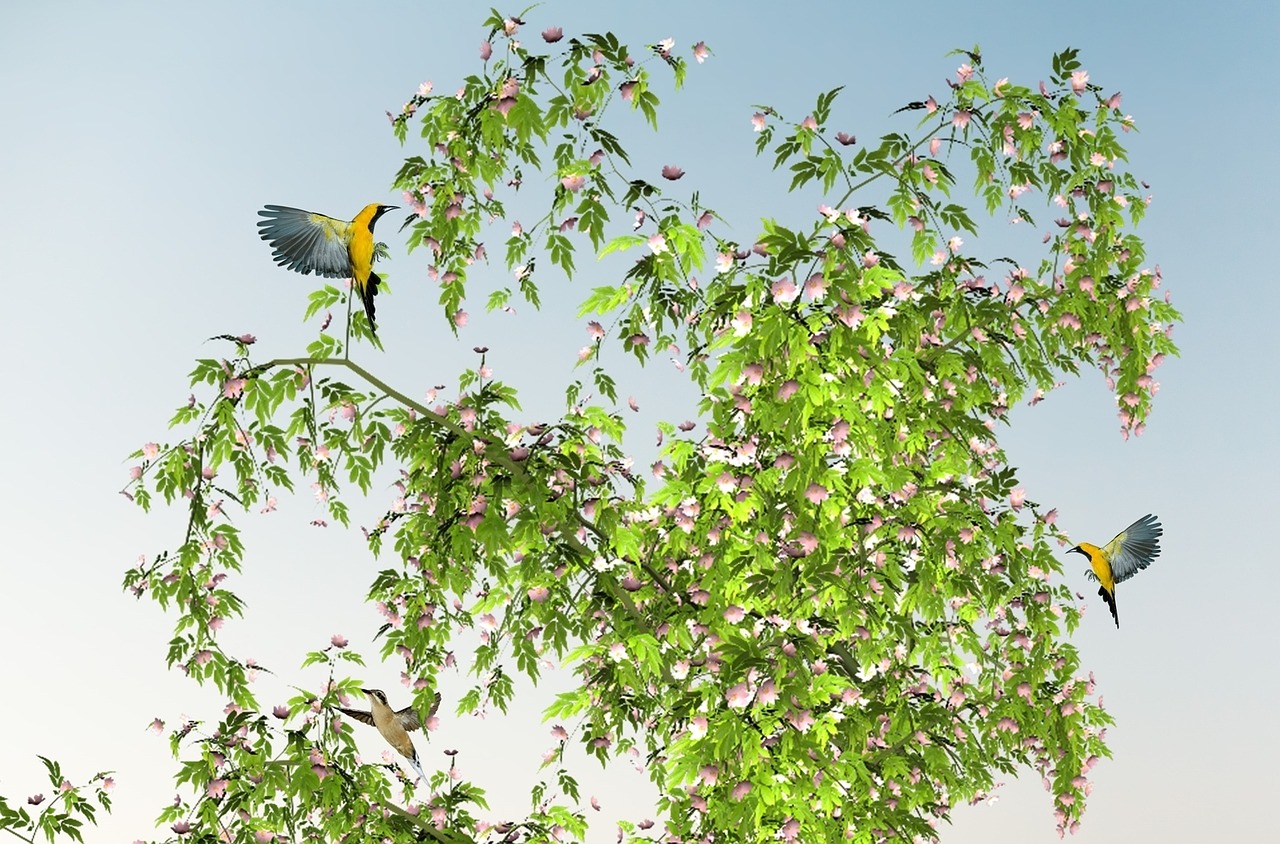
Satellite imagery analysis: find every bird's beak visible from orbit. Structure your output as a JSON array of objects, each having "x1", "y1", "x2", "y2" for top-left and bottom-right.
[{"x1": 1066, "y1": 546, "x2": 1085, "y2": 557}]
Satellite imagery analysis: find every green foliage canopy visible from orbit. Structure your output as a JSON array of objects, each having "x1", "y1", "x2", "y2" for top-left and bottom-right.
[{"x1": 5, "y1": 14, "x2": 1178, "y2": 844}]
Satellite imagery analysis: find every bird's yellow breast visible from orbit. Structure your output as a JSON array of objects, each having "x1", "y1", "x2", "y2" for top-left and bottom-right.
[
  {"x1": 1077, "y1": 542, "x2": 1115, "y2": 591},
  {"x1": 347, "y1": 203, "x2": 383, "y2": 284}
]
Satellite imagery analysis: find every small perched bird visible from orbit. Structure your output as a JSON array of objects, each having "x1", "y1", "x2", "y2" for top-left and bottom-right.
[
  {"x1": 257, "y1": 203, "x2": 397, "y2": 337},
  {"x1": 337, "y1": 688, "x2": 440, "y2": 780},
  {"x1": 1068, "y1": 514, "x2": 1163, "y2": 628}
]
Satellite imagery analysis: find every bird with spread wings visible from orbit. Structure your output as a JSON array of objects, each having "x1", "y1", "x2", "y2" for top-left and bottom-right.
[
  {"x1": 1068, "y1": 514, "x2": 1163, "y2": 628},
  {"x1": 337, "y1": 688, "x2": 440, "y2": 780}
]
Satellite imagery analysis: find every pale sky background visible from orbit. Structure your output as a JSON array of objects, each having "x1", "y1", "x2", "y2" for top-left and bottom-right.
[{"x1": 1, "y1": 1, "x2": 1276, "y2": 842}]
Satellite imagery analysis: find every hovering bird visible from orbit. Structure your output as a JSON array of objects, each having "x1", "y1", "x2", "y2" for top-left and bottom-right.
[
  {"x1": 1067, "y1": 514, "x2": 1162, "y2": 628},
  {"x1": 257, "y1": 203, "x2": 397, "y2": 337},
  {"x1": 337, "y1": 688, "x2": 440, "y2": 780}
]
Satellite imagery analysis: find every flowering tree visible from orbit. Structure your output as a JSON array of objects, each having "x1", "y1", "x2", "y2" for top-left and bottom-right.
[{"x1": 6, "y1": 11, "x2": 1179, "y2": 844}]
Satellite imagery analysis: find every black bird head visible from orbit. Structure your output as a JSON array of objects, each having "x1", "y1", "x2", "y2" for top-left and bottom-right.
[{"x1": 372, "y1": 205, "x2": 398, "y2": 226}]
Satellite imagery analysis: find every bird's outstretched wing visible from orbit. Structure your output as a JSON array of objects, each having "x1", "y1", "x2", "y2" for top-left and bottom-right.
[
  {"x1": 395, "y1": 691, "x2": 441, "y2": 733},
  {"x1": 1103, "y1": 514, "x2": 1162, "y2": 584},
  {"x1": 257, "y1": 205, "x2": 353, "y2": 278},
  {"x1": 336, "y1": 706, "x2": 375, "y2": 727}
]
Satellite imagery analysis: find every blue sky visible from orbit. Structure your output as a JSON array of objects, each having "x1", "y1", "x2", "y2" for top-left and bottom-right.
[{"x1": 1, "y1": 1, "x2": 1276, "y2": 841}]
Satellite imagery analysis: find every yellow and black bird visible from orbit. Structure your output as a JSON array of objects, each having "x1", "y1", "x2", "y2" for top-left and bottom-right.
[
  {"x1": 1067, "y1": 514, "x2": 1162, "y2": 628},
  {"x1": 257, "y1": 203, "x2": 397, "y2": 336},
  {"x1": 337, "y1": 688, "x2": 440, "y2": 780}
]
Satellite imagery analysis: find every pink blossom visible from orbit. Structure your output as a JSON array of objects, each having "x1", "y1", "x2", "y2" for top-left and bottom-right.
[
  {"x1": 541, "y1": 27, "x2": 563, "y2": 43},
  {"x1": 925, "y1": 95, "x2": 938, "y2": 113},
  {"x1": 207, "y1": 779, "x2": 228, "y2": 799},
  {"x1": 661, "y1": 165, "x2": 685, "y2": 180},
  {"x1": 1010, "y1": 488, "x2": 1026, "y2": 510},
  {"x1": 804, "y1": 483, "x2": 828, "y2": 504},
  {"x1": 835, "y1": 305, "x2": 863, "y2": 328},
  {"x1": 835, "y1": 132, "x2": 856, "y2": 145},
  {"x1": 726, "y1": 682, "x2": 752, "y2": 709},
  {"x1": 647, "y1": 234, "x2": 667, "y2": 254},
  {"x1": 1070, "y1": 70, "x2": 1090, "y2": 93},
  {"x1": 787, "y1": 709, "x2": 814, "y2": 731},
  {"x1": 560, "y1": 173, "x2": 585, "y2": 192},
  {"x1": 777, "y1": 380, "x2": 800, "y2": 401},
  {"x1": 771, "y1": 278, "x2": 799, "y2": 303},
  {"x1": 952, "y1": 110, "x2": 972, "y2": 129},
  {"x1": 479, "y1": 41, "x2": 492, "y2": 61},
  {"x1": 732, "y1": 781, "x2": 752, "y2": 800},
  {"x1": 692, "y1": 41, "x2": 709, "y2": 63},
  {"x1": 804, "y1": 273, "x2": 827, "y2": 300},
  {"x1": 751, "y1": 112, "x2": 766, "y2": 132}
]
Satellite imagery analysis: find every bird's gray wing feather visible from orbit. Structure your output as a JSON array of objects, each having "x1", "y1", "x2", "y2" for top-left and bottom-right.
[
  {"x1": 395, "y1": 691, "x2": 441, "y2": 733},
  {"x1": 336, "y1": 706, "x2": 375, "y2": 726},
  {"x1": 257, "y1": 205, "x2": 352, "y2": 278},
  {"x1": 1104, "y1": 514, "x2": 1162, "y2": 584}
]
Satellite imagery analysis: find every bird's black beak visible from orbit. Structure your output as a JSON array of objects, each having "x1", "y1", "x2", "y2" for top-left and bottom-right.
[{"x1": 1066, "y1": 546, "x2": 1085, "y2": 557}]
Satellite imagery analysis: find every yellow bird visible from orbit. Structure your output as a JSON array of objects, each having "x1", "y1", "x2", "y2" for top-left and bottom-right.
[
  {"x1": 1067, "y1": 514, "x2": 1162, "y2": 628},
  {"x1": 337, "y1": 688, "x2": 440, "y2": 780},
  {"x1": 257, "y1": 203, "x2": 397, "y2": 336}
]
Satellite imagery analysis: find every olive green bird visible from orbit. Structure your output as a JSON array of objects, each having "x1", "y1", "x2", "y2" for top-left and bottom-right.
[
  {"x1": 1067, "y1": 514, "x2": 1162, "y2": 628},
  {"x1": 257, "y1": 203, "x2": 397, "y2": 336},
  {"x1": 337, "y1": 688, "x2": 440, "y2": 780}
]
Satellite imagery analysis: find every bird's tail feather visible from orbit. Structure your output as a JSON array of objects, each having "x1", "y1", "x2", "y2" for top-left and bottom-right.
[
  {"x1": 407, "y1": 753, "x2": 425, "y2": 782},
  {"x1": 360, "y1": 272, "x2": 381, "y2": 336},
  {"x1": 1098, "y1": 585, "x2": 1119, "y2": 628}
]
